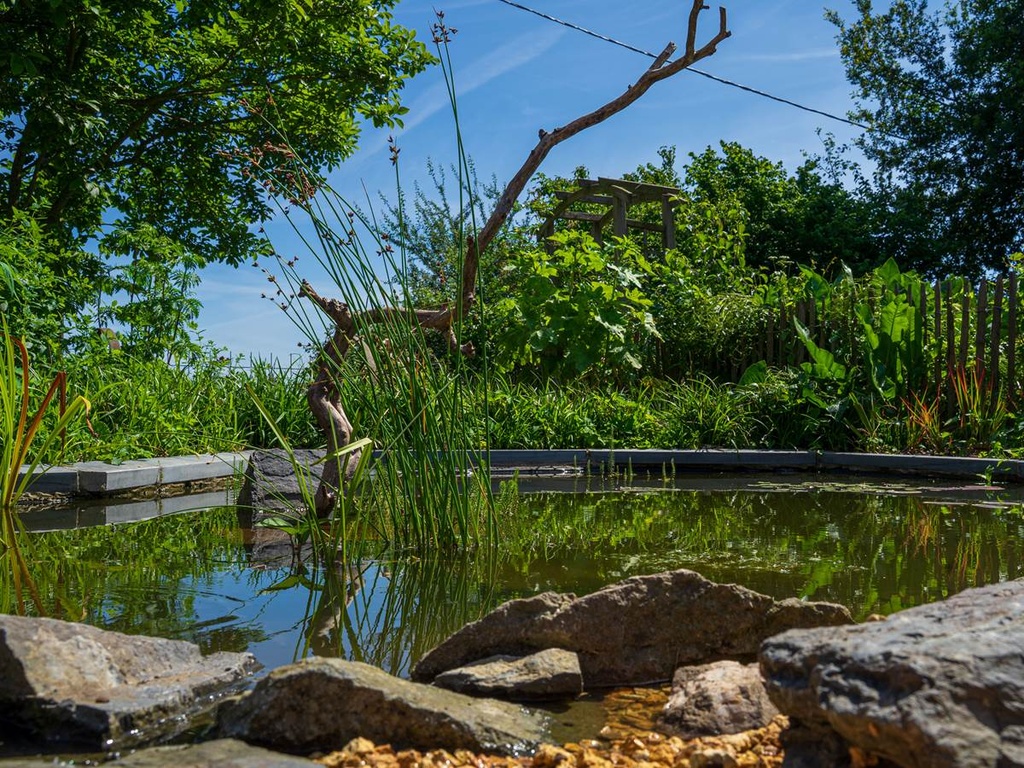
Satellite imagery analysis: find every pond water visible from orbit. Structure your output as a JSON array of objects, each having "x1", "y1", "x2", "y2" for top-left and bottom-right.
[{"x1": 6, "y1": 473, "x2": 1024, "y2": 682}]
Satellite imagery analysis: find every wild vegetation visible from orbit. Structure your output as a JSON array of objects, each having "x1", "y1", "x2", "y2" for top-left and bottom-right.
[{"x1": 1, "y1": 0, "x2": 1023, "y2": 573}]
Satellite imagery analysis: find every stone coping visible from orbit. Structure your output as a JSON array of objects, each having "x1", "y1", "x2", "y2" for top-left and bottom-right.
[
  {"x1": 18, "y1": 449, "x2": 1024, "y2": 499},
  {"x1": 19, "y1": 452, "x2": 251, "y2": 496}
]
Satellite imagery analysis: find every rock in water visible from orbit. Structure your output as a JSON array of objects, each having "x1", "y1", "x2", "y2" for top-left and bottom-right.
[
  {"x1": 433, "y1": 648, "x2": 583, "y2": 701},
  {"x1": 412, "y1": 569, "x2": 852, "y2": 688},
  {"x1": 216, "y1": 657, "x2": 548, "y2": 756},
  {"x1": 760, "y1": 578, "x2": 1024, "y2": 767},
  {"x1": 237, "y1": 448, "x2": 326, "y2": 517},
  {"x1": 0, "y1": 615, "x2": 259, "y2": 749},
  {"x1": 101, "y1": 739, "x2": 318, "y2": 767},
  {"x1": 658, "y1": 660, "x2": 780, "y2": 738}
]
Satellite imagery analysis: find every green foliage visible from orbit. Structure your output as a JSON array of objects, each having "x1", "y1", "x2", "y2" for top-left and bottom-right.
[
  {"x1": 0, "y1": 213, "x2": 98, "y2": 362},
  {"x1": 0, "y1": 0, "x2": 434, "y2": 266},
  {"x1": 55, "y1": 352, "x2": 241, "y2": 463},
  {"x1": 95, "y1": 226, "x2": 207, "y2": 363},
  {"x1": 828, "y1": 0, "x2": 1024, "y2": 276},
  {"x1": 0, "y1": 0, "x2": 434, "y2": 362},
  {"x1": 231, "y1": 358, "x2": 319, "y2": 450},
  {"x1": 494, "y1": 231, "x2": 660, "y2": 381},
  {"x1": 645, "y1": 203, "x2": 761, "y2": 378},
  {"x1": 483, "y1": 376, "x2": 758, "y2": 451},
  {"x1": 682, "y1": 141, "x2": 880, "y2": 273}
]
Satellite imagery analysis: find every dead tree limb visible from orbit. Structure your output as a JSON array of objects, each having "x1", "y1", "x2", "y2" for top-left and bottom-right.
[{"x1": 301, "y1": 1, "x2": 729, "y2": 517}]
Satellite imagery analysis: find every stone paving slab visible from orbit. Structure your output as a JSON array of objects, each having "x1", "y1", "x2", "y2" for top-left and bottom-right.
[
  {"x1": 20, "y1": 452, "x2": 249, "y2": 498},
  {"x1": 817, "y1": 451, "x2": 1024, "y2": 480},
  {"x1": 17, "y1": 449, "x2": 1024, "y2": 500},
  {"x1": 14, "y1": 464, "x2": 79, "y2": 493}
]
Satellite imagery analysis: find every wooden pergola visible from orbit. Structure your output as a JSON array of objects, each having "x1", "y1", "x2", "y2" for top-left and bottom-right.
[{"x1": 538, "y1": 177, "x2": 683, "y2": 249}]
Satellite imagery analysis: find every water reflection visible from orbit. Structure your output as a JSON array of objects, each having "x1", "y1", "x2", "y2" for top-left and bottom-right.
[{"x1": 2, "y1": 475, "x2": 1023, "y2": 676}]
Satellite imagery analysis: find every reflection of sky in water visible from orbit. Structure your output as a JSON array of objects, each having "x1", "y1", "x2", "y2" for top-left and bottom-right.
[{"x1": 174, "y1": 561, "x2": 407, "y2": 676}]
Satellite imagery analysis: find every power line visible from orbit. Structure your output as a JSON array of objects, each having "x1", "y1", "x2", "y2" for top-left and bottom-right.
[{"x1": 495, "y1": 0, "x2": 891, "y2": 137}]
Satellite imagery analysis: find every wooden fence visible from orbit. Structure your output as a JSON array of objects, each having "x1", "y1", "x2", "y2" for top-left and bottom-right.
[{"x1": 692, "y1": 274, "x2": 1021, "y2": 410}]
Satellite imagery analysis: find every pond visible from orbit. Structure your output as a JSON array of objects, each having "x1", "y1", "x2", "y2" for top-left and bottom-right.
[{"x1": 5, "y1": 473, "x2": 1024, "y2": 681}]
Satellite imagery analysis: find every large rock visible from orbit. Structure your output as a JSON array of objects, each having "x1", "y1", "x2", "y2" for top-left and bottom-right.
[
  {"x1": 0, "y1": 615, "x2": 259, "y2": 750},
  {"x1": 412, "y1": 569, "x2": 852, "y2": 688},
  {"x1": 760, "y1": 578, "x2": 1024, "y2": 768},
  {"x1": 216, "y1": 657, "x2": 548, "y2": 756},
  {"x1": 657, "y1": 660, "x2": 780, "y2": 739},
  {"x1": 433, "y1": 648, "x2": 583, "y2": 701}
]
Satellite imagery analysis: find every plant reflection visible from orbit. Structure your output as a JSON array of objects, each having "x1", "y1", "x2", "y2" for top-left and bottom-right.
[{"x1": 3, "y1": 479, "x2": 1023, "y2": 675}]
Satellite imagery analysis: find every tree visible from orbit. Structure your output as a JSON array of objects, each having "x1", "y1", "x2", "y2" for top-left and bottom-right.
[
  {"x1": 828, "y1": 0, "x2": 1024, "y2": 277},
  {"x1": 533, "y1": 142, "x2": 882, "y2": 275},
  {"x1": 0, "y1": 0, "x2": 433, "y2": 296},
  {"x1": 682, "y1": 141, "x2": 881, "y2": 274}
]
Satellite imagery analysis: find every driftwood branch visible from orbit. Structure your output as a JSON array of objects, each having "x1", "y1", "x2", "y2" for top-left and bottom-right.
[{"x1": 299, "y1": 1, "x2": 729, "y2": 516}]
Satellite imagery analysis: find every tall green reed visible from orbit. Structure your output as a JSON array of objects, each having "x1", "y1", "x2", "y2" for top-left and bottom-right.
[
  {"x1": 1, "y1": 325, "x2": 90, "y2": 613},
  {"x1": 242, "y1": 20, "x2": 495, "y2": 552}
]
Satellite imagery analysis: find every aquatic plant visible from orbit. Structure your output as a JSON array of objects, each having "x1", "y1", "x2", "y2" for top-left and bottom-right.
[{"x1": 0, "y1": 324, "x2": 90, "y2": 613}]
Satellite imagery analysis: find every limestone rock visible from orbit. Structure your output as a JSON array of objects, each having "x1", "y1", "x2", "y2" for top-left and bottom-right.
[
  {"x1": 216, "y1": 657, "x2": 548, "y2": 756},
  {"x1": 433, "y1": 648, "x2": 583, "y2": 701},
  {"x1": 0, "y1": 615, "x2": 259, "y2": 750},
  {"x1": 658, "y1": 661, "x2": 780, "y2": 739},
  {"x1": 760, "y1": 578, "x2": 1024, "y2": 768},
  {"x1": 412, "y1": 569, "x2": 852, "y2": 688}
]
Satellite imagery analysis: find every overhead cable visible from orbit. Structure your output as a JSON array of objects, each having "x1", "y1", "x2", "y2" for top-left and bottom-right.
[{"x1": 495, "y1": 0, "x2": 894, "y2": 138}]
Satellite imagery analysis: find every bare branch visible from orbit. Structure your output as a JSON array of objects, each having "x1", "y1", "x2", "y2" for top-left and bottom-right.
[
  {"x1": 470, "y1": 3, "x2": 729, "y2": 276},
  {"x1": 686, "y1": 1, "x2": 709, "y2": 59}
]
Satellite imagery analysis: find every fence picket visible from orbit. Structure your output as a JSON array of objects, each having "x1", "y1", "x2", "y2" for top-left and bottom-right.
[{"x1": 1010, "y1": 272, "x2": 1019, "y2": 407}]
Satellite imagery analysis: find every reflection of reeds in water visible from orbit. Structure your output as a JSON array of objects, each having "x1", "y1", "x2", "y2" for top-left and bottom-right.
[
  {"x1": 1, "y1": 506, "x2": 243, "y2": 628},
  {"x1": 6, "y1": 483, "x2": 1024, "y2": 670},
  {"x1": 882, "y1": 501, "x2": 1024, "y2": 612},
  {"x1": 299, "y1": 549, "x2": 500, "y2": 677}
]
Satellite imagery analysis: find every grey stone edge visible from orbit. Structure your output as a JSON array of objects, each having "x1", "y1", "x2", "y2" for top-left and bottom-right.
[
  {"x1": 19, "y1": 449, "x2": 1024, "y2": 499},
  {"x1": 19, "y1": 452, "x2": 251, "y2": 496}
]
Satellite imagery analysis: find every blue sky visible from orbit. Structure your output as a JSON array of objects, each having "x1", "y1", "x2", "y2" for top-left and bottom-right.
[{"x1": 196, "y1": 0, "x2": 869, "y2": 364}]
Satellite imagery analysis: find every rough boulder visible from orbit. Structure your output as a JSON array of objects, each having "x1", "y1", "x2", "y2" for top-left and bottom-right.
[{"x1": 413, "y1": 569, "x2": 852, "y2": 688}]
